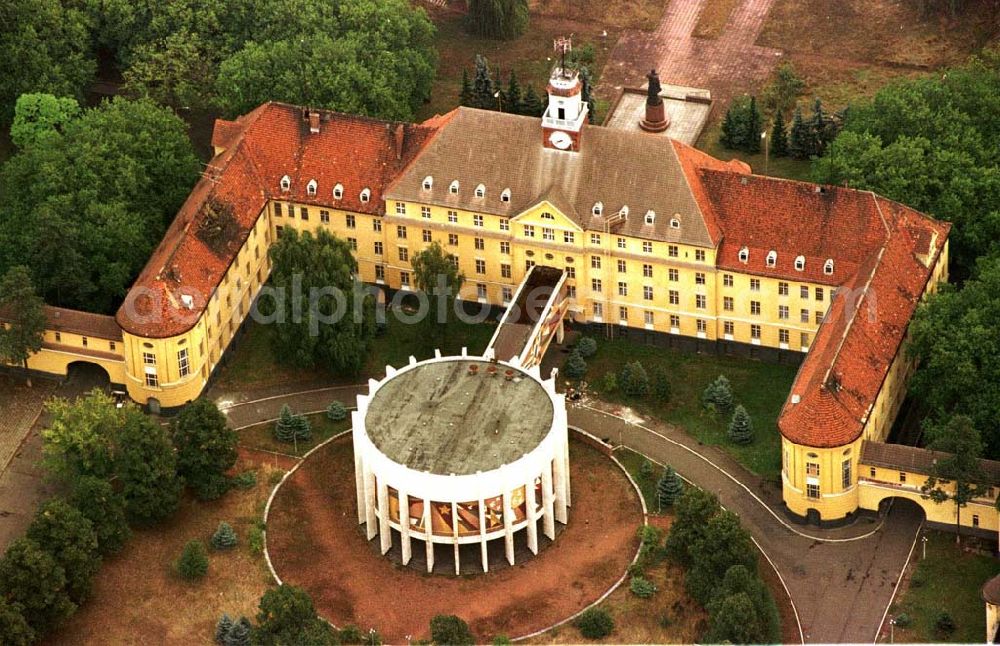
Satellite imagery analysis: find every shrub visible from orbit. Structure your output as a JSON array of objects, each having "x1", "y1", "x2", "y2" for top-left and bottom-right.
[
  {"x1": 248, "y1": 521, "x2": 265, "y2": 555},
  {"x1": 601, "y1": 371, "x2": 618, "y2": 393},
  {"x1": 640, "y1": 458, "x2": 653, "y2": 479},
  {"x1": 211, "y1": 522, "x2": 238, "y2": 551},
  {"x1": 564, "y1": 350, "x2": 588, "y2": 380},
  {"x1": 175, "y1": 540, "x2": 209, "y2": 581},
  {"x1": 652, "y1": 368, "x2": 671, "y2": 402},
  {"x1": 232, "y1": 471, "x2": 257, "y2": 490},
  {"x1": 658, "y1": 613, "x2": 672, "y2": 629},
  {"x1": 619, "y1": 361, "x2": 650, "y2": 397},
  {"x1": 252, "y1": 584, "x2": 335, "y2": 645},
  {"x1": 727, "y1": 405, "x2": 754, "y2": 445},
  {"x1": 630, "y1": 575, "x2": 657, "y2": 598},
  {"x1": 326, "y1": 401, "x2": 348, "y2": 421},
  {"x1": 430, "y1": 614, "x2": 474, "y2": 645},
  {"x1": 702, "y1": 375, "x2": 734, "y2": 414},
  {"x1": 576, "y1": 336, "x2": 598, "y2": 358},
  {"x1": 574, "y1": 607, "x2": 614, "y2": 640},
  {"x1": 934, "y1": 611, "x2": 956, "y2": 636},
  {"x1": 492, "y1": 636, "x2": 512, "y2": 646},
  {"x1": 894, "y1": 612, "x2": 912, "y2": 628},
  {"x1": 196, "y1": 474, "x2": 232, "y2": 501}
]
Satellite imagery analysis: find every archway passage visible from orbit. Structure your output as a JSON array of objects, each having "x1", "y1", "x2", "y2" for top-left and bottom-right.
[
  {"x1": 876, "y1": 496, "x2": 927, "y2": 524},
  {"x1": 266, "y1": 435, "x2": 643, "y2": 643},
  {"x1": 64, "y1": 361, "x2": 112, "y2": 396}
]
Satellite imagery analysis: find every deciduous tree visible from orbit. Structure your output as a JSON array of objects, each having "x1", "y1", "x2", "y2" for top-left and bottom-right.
[
  {"x1": 430, "y1": 614, "x2": 474, "y2": 645},
  {"x1": 41, "y1": 389, "x2": 122, "y2": 481},
  {"x1": 664, "y1": 487, "x2": 721, "y2": 566},
  {"x1": 26, "y1": 500, "x2": 100, "y2": 603},
  {"x1": 466, "y1": 0, "x2": 529, "y2": 40},
  {"x1": 0, "y1": 266, "x2": 46, "y2": 386},
  {"x1": 412, "y1": 240, "x2": 466, "y2": 345},
  {"x1": 9, "y1": 94, "x2": 80, "y2": 149},
  {"x1": 115, "y1": 408, "x2": 183, "y2": 525},
  {"x1": 0, "y1": 538, "x2": 75, "y2": 635},
  {"x1": 68, "y1": 476, "x2": 131, "y2": 556},
  {"x1": 684, "y1": 510, "x2": 758, "y2": 604},
  {"x1": 252, "y1": 585, "x2": 335, "y2": 645},
  {"x1": 172, "y1": 398, "x2": 238, "y2": 501},
  {"x1": 921, "y1": 415, "x2": 986, "y2": 543}
]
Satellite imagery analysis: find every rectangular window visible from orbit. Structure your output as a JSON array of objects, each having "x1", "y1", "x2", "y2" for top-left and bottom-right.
[
  {"x1": 373, "y1": 219, "x2": 382, "y2": 232},
  {"x1": 696, "y1": 294, "x2": 706, "y2": 309},
  {"x1": 806, "y1": 462, "x2": 820, "y2": 476},
  {"x1": 800, "y1": 309, "x2": 810, "y2": 323},
  {"x1": 375, "y1": 264, "x2": 385, "y2": 281},
  {"x1": 448, "y1": 210, "x2": 459, "y2": 224},
  {"x1": 475, "y1": 259, "x2": 486, "y2": 274},
  {"x1": 644, "y1": 311, "x2": 654, "y2": 326},
  {"x1": 669, "y1": 268, "x2": 679, "y2": 282},
  {"x1": 750, "y1": 278, "x2": 761, "y2": 292},
  {"x1": 400, "y1": 271, "x2": 410, "y2": 287},
  {"x1": 81, "y1": 336, "x2": 88, "y2": 347},
  {"x1": 374, "y1": 241, "x2": 383, "y2": 255},
  {"x1": 453, "y1": 255, "x2": 462, "y2": 269},
  {"x1": 778, "y1": 281, "x2": 789, "y2": 296},
  {"x1": 668, "y1": 245, "x2": 679, "y2": 258},
  {"x1": 591, "y1": 278, "x2": 602, "y2": 292},
  {"x1": 591, "y1": 256, "x2": 601, "y2": 269},
  {"x1": 806, "y1": 483, "x2": 820, "y2": 499},
  {"x1": 779, "y1": 329, "x2": 790, "y2": 344},
  {"x1": 617, "y1": 259, "x2": 627, "y2": 273},
  {"x1": 542, "y1": 227, "x2": 555, "y2": 241},
  {"x1": 816, "y1": 287, "x2": 824, "y2": 301},
  {"x1": 899, "y1": 471, "x2": 906, "y2": 483},
  {"x1": 473, "y1": 214, "x2": 483, "y2": 227},
  {"x1": 642, "y1": 241, "x2": 653, "y2": 254},
  {"x1": 397, "y1": 225, "x2": 407, "y2": 239},
  {"x1": 619, "y1": 306, "x2": 628, "y2": 323},
  {"x1": 670, "y1": 314, "x2": 680, "y2": 328},
  {"x1": 501, "y1": 264, "x2": 512, "y2": 279},
  {"x1": 347, "y1": 237, "x2": 358, "y2": 250},
  {"x1": 697, "y1": 319, "x2": 707, "y2": 333},
  {"x1": 421, "y1": 206, "x2": 431, "y2": 219},
  {"x1": 593, "y1": 302, "x2": 603, "y2": 319},
  {"x1": 523, "y1": 224, "x2": 535, "y2": 238},
  {"x1": 499, "y1": 241, "x2": 510, "y2": 255},
  {"x1": 617, "y1": 237, "x2": 626, "y2": 249},
  {"x1": 723, "y1": 274, "x2": 733, "y2": 287},
  {"x1": 643, "y1": 286, "x2": 653, "y2": 301},
  {"x1": 643, "y1": 264, "x2": 653, "y2": 278},
  {"x1": 800, "y1": 285, "x2": 809, "y2": 299},
  {"x1": 398, "y1": 247, "x2": 409, "y2": 262},
  {"x1": 815, "y1": 311, "x2": 824, "y2": 324},
  {"x1": 477, "y1": 283, "x2": 487, "y2": 300},
  {"x1": 499, "y1": 217, "x2": 509, "y2": 231},
  {"x1": 695, "y1": 272, "x2": 706, "y2": 285},
  {"x1": 564, "y1": 231, "x2": 575, "y2": 244},
  {"x1": 669, "y1": 290, "x2": 679, "y2": 305},
  {"x1": 842, "y1": 460, "x2": 852, "y2": 490},
  {"x1": 973, "y1": 514, "x2": 980, "y2": 527},
  {"x1": 178, "y1": 348, "x2": 190, "y2": 377},
  {"x1": 778, "y1": 305, "x2": 789, "y2": 320},
  {"x1": 724, "y1": 321, "x2": 734, "y2": 335},
  {"x1": 320, "y1": 210, "x2": 330, "y2": 223},
  {"x1": 801, "y1": 332, "x2": 810, "y2": 348},
  {"x1": 448, "y1": 234, "x2": 459, "y2": 246},
  {"x1": 346, "y1": 214, "x2": 356, "y2": 229},
  {"x1": 869, "y1": 466, "x2": 876, "y2": 478},
  {"x1": 502, "y1": 287, "x2": 513, "y2": 303},
  {"x1": 617, "y1": 282, "x2": 628, "y2": 297},
  {"x1": 590, "y1": 233, "x2": 601, "y2": 245},
  {"x1": 109, "y1": 341, "x2": 116, "y2": 351},
  {"x1": 395, "y1": 202, "x2": 406, "y2": 215},
  {"x1": 145, "y1": 372, "x2": 159, "y2": 387},
  {"x1": 300, "y1": 207, "x2": 309, "y2": 221},
  {"x1": 475, "y1": 237, "x2": 485, "y2": 250},
  {"x1": 695, "y1": 249, "x2": 706, "y2": 262},
  {"x1": 274, "y1": 203, "x2": 282, "y2": 217},
  {"x1": 143, "y1": 352, "x2": 156, "y2": 365},
  {"x1": 751, "y1": 301, "x2": 761, "y2": 315},
  {"x1": 422, "y1": 229, "x2": 432, "y2": 243},
  {"x1": 724, "y1": 296, "x2": 734, "y2": 311},
  {"x1": 751, "y1": 324, "x2": 761, "y2": 339},
  {"x1": 565, "y1": 266, "x2": 575, "y2": 279}
]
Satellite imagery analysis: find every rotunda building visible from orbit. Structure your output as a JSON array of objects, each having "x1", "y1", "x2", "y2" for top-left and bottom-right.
[{"x1": 352, "y1": 353, "x2": 570, "y2": 574}]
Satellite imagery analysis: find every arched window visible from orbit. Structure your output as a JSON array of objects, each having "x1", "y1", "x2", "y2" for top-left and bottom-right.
[
  {"x1": 422, "y1": 176, "x2": 433, "y2": 190},
  {"x1": 306, "y1": 179, "x2": 317, "y2": 196},
  {"x1": 795, "y1": 255, "x2": 806, "y2": 271},
  {"x1": 500, "y1": 188, "x2": 511, "y2": 203},
  {"x1": 766, "y1": 250, "x2": 777, "y2": 267},
  {"x1": 592, "y1": 202, "x2": 603, "y2": 216},
  {"x1": 333, "y1": 183, "x2": 343, "y2": 199},
  {"x1": 644, "y1": 210, "x2": 655, "y2": 225},
  {"x1": 449, "y1": 180, "x2": 459, "y2": 194},
  {"x1": 739, "y1": 247, "x2": 749, "y2": 263},
  {"x1": 280, "y1": 175, "x2": 291, "y2": 192},
  {"x1": 360, "y1": 188, "x2": 371, "y2": 203},
  {"x1": 475, "y1": 183, "x2": 486, "y2": 198},
  {"x1": 824, "y1": 259, "x2": 835, "y2": 275}
]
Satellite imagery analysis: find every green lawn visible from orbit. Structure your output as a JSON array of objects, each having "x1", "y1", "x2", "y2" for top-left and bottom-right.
[
  {"x1": 238, "y1": 413, "x2": 350, "y2": 457},
  {"x1": 214, "y1": 313, "x2": 497, "y2": 392},
  {"x1": 578, "y1": 336, "x2": 799, "y2": 481},
  {"x1": 615, "y1": 447, "x2": 660, "y2": 513},
  {"x1": 696, "y1": 119, "x2": 813, "y2": 182},
  {"x1": 891, "y1": 531, "x2": 1000, "y2": 643}
]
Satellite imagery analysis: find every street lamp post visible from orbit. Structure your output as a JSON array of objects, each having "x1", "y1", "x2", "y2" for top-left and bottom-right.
[
  {"x1": 922, "y1": 535, "x2": 928, "y2": 559},
  {"x1": 889, "y1": 617, "x2": 896, "y2": 643},
  {"x1": 761, "y1": 130, "x2": 769, "y2": 175}
]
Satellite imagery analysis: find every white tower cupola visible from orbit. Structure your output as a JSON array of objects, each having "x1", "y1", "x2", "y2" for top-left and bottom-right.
[{"x1": 542, "y1": 37, "x2": 587, "y2": 152}]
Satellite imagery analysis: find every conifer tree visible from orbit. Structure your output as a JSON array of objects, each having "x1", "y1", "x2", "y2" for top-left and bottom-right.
[
  {"x1": 746, "y1": 96, "x2": 762, "y2": 154},
  {"x1": 226, "y1": 617, "x2": 251, "y2": 646},
  {"x1": 216, "y1": 614, "x2": 235, "y2": 644},
  {"x1": 728, "y1": 405, "x2": 754, "y2": 445},
  {"x1": 788, "y1": 107, "x2": 809, "y2": 159},
  {"x1": 620, "y1": 361, "x2": 651, "y2": 397},
  {"x1": 657, "y1": 466, "x2": 684, "y2": 511},
  {"x1": 521, "y1": 85, "x2": 544, "y2": 117},
  {"x1": 505, "y1": 70, "x2": 522, "y2": 115},
  {"x1": 326, "y1": 401, "x2": 347, "y2": 421},
  {"x1": 640, "y1": 458, "x2": 654, "y2": 480},
  {"x1": 472, "y1": 55, "x2": 495, "y2": 110},
  {"x1": 702, "y1": 375, "x2": 734, "y2": 415},
  {"x1": 769, "y1": 109, "x2": 788, "y2": 157},
  {"x1": 719, "y1": 106, "x2": 739, "y2": 150},
  {"x1": 211, "y1": 522, "x2": 238, "y2": 551},
  {"x1": 292, "y1": 413, "x2": 311, "y2": 442},
  {"x1": 579, "y1": 67, "x2": 596, "y2": 123},
  {"x1": 274, "y1": 405, "x2": 297, "y2": 443},
  {"x1": 459, "y1": 69, "x2": 473, "y2": 107},
  {"x1": 564, "y1": 350, "x2": 588, "y2": 380}
]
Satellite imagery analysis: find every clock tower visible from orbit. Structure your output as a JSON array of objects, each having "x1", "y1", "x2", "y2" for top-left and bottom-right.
[{"x1": 542, "y1": 38, "x2": 587, "y2": 152}]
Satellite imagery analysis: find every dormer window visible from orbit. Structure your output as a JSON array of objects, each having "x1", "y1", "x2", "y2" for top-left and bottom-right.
[
  {"x1": 449, "y1": 180, "x2": 459, "y2": 194},
  {"x1": 280, "y1": 175, "x2": 291, "y2": 192},
  {"x1": 669, "y1": 218, "x2": 680, "y2": 229},
  {"x1": 824, "y1": 259, "x2": 834, "y2": 275},
  {"x1": 592, "y1": 202, "x2": 603, "y2": 216},
  {"x1": 306, "y1": 179, "x2": 317, "y2": 196},
  {"x1": 422, "y1": 176, "x2": 433, "y2": 190},
  {"x1": 360, "y1": 188, "x2": 371, "y2": 203},
  {"x1": 739, "y1": 247, "x2": 749, "y2": 263},
  {"x1": 333, "y1": 183, "x2": 343, "y2": 200},
  {"x1": 475, "y1": 183, "x2": 486, "y2": 198},
  {"x1": 795, "y1": 255, "x2": 806, "y2": 271},
  {"x1": 766, "y1": 250, "x2": 777, "y2": 267},
  {"x1": 500, "y1": 188, "x2": 511, "y2": 203},
  {"x1": 619, "y1": 205, "x2": 629, "y2": 218},
  {"x1": 644, "y1": 210, "x2": 655, "y2": 225}
]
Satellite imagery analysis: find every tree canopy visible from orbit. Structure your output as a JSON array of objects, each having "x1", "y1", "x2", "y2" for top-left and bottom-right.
[
  {"x1": 0, "y1": 96, "x2": 199, "y2": 313},
  {"x1": 466, "y1": 0, "x2": 530, "y2": 40},
  {"x1": 0, "y1": 266, "x2": 46, "y2": 382},
  {"x1": 172, "y1": 398, "x2": 238, "y2": 501},
  {"x1": 252, "y1": 585, "x2": 335, "y2": 646}
]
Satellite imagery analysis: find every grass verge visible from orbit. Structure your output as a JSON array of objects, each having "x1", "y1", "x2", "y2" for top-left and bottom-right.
[
  {"x1": 616, "y1": 447, "x2": 660, "y2": 513},
  {"x1": 239, "y1": 413, "x2": 351, "y2": 457},
  {"x1": 692, "y1": 0, "x2": 740, "y2": 40}
]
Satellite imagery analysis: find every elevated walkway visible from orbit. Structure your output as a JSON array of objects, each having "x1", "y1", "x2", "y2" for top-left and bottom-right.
[{"x1": 487, "y1": 266, "x2": 569, "y2": 369}]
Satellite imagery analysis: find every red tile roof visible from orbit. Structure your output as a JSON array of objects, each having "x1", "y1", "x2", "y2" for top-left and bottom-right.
[
  {"x1": 115, "y1": 103, "x2": 445, "y2": 338},
  {"x1": 1, "y1": 305, "x2": 122, "y2": 341}
]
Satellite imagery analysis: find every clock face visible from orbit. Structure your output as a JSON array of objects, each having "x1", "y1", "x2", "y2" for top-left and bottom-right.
[{"x1": 548, "y1": 130, "x2": 572, "y2": 150}]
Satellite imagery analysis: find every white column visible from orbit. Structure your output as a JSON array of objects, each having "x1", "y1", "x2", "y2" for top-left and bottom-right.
[
  {"x1": 502, "y1": 490, "x2": 516, "y2": 565},
  {"x1": 452, "y1": 501, "x2": 461, "y2": 576},
  {"x1": 478, "y1": 499, "x2": 489, "y2": 573},
  {"x1": 541, "y1": 461, "x2": 556, "y2": 540},
  {"x1": 399, "y1": 489, "x2": 412, "y2": 566},
  {"x1": 363, "y1": 464, "x2": 377, "y2": 540},
  {"x1": 354, "y1": 449, "x2": 366, "y2": 524},
  {"x1": 424, "y1": 498, "x2": 434, "y2": 573},
  {"x1": 377, "y1": 480, "x2": 391, "y2": 555},
  {"x1": 563, "y1": 431, "x2": 572, "y2": 507},
  {"x1": 525, "y1": 480, "x2": 539, "y2": 555},
  {"x1": 553, "y1": 443, "x2": 569, "y2": 524}
]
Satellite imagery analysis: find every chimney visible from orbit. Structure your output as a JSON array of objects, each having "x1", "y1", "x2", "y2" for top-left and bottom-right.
[
  {"x1": 308, "y1": 111, "x2": 321, "y2": 134},
  {"x1": 393, "y1": 124, "x2": 405, "y2": 160}
]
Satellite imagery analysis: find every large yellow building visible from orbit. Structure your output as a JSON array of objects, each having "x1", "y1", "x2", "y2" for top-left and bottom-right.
[{"x1": 1, "y1": 66, "x2": 957, "y2": 527}]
